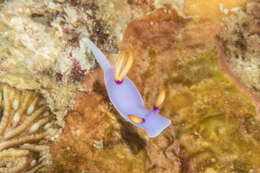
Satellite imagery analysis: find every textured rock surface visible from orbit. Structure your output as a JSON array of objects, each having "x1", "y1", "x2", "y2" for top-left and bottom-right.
[
  {"x1": 51, "y1": 92, "x2": 147, "y2": 173},
  {"x1": 123, "y1": 8, "x2": 260, "y2": 173},
  {"x1": 51, "y1": 3, "x2": 260, "y2": 173},
  {"x1": 0, "y1": 0, "x2": 119, "y2": 127},
  {"x1": 0, "y1": 0, "x2": 259, "y2": 173},
  {"x1": 220, "y1": 0, "x2": 260, "y2": 108}
]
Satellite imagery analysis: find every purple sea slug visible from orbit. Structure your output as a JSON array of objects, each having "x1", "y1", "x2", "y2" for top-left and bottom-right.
[{"x1": 83, "y1": 38, "x2": 171, "y2": 137}]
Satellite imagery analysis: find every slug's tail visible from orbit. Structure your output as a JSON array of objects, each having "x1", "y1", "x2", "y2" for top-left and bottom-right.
[
  {"x1": 82, "y1": 37, "x2": 111, "y2": 71},
  {"x1": 142, "y1": 112, "x2": 171, "y2": 137}
]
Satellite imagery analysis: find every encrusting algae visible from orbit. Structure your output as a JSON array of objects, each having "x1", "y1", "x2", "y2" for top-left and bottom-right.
[
  {"x1": 122, "y1": 6, "x2": 260, "y2": 172},
  {"x1": 0, "y1": 0, "x2": 260, "y2": 172},
  {"x1": 219, "y1": 0, "x2": 260, "y2": 113},
  {"x1": 50, "y1": 3, "x2": 260, "y2": 172},
  {"x1": 0, "y1": 83, "x2": 58, "y2": 173}
]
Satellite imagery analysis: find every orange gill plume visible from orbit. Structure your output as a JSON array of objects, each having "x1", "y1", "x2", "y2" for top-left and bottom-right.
[
  {"x1": 128, "y1": 114, "x2": 145, "y2": 124},
  {"x1": 114, "y1": 48, "x2": 134, "y2": 83}
]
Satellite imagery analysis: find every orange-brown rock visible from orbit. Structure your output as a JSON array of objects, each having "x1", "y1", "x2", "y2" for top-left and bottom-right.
[
  {"x1": 123, "y1": 8, "x2": 220, "y2": 109},
  {"x1": 122, "y1": 6, "x2": 260, "y2": 173},
  {"x1": 51, "y1": 3, "x2": 260, "y2": 173},
  {"x1": 51, "y1": 75, "x2": 147, "y2": 173},
  {"x1": 183, "y1": 0, "x2": 246, "y2": 20}
]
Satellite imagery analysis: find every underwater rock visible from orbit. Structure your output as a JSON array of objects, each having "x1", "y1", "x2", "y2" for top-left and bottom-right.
[
  {"x1": 0, "y1": 0, "x2": 114, "y2": 78},
  {"x1": 220, "y1": 0, "x2": 260, "y2": 113},
  {"x1": 0, "y1": 0, "x2": 118, "y2": 128},
  {"x1": 122, "y1": 5, "x2": 260, "y2": 173},
  {"x1": 0, "y1": 0, "x2": 153, "y2": 172},
  {"x1": 1, "y1": 0, "x2": 259, "y2": 172},
  {"x1": 51, "y1": 92, "x2": 146, "y2": 173},
  {"x1": 0, "y1": 83, "x2": 59, "y2": 172},
  {"x1": 183, "y1": 0, "x2": 246, "y2": 20},
  {"x1": 51, "y1": 2, "x2": 260, "y2": 172}
]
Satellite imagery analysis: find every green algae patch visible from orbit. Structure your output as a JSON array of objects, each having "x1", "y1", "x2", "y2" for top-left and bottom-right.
[{"x1": 164, "y1": 50, "x2": 260, "y2": 173}]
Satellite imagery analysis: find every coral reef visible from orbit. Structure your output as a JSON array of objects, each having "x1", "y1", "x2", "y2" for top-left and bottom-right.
[
  {"x1": 123, "y1": 8, "x2": 260, "y2": 173},
  {"x1": 220, "y1": 0, "x2": 260, "y2": 106},
  {"x1": 0, "y1": 0, "x2": 259, "y2": 172},
  {"x1": 51, "y1": 3, "x2": 260, "y2": 173},
  {"x1": 0, "y1": 83, "x2": 58, "y2": 172},
  {"x1": 0, "y1": 0, "x2": 112, "y2": 77},
  {"x1": 0, "y1": 0, "x2": 120, "y2": 127},
  {"x1": 0, "y1": 0, "x2": 153, "y2": 171},
  {"x1": 160, "y1": 52, "x2": 260, "y2": 173},
  {"x1": 51, "y1": 92, "x2": 147, "y2": 173}
]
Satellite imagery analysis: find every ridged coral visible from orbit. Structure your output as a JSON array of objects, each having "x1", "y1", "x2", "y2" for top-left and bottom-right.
[{"x1": 0, "y1": 83, "x2": 58, "y2": 173}]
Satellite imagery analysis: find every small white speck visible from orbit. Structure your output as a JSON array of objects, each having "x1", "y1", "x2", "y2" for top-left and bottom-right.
[
  {"x1": 249, "y1": 169, "x2": 255, "y2": 173},
  {"x1": 194, "y1": 131, "x2": 199, "y2": 135},
  {"x1": 48, "y1": 2, "x2": 56, "y2": 9},
  {"x1": 29, "y1": 123, "x2": 40, "y2": 133},
  {"x1": 43, "y1": 123, "x2": 51, "y2": 130},
  {"x1": 75, "y1": 129, "x2": 81, "y2": 135},
  {"x1": 30, "y1": 160, "x2": 37, "y2": 167},
  {"x1": 211, "y1": 158, "x2": 216, "y2": 163},
  {"x1": 12, "y1": 99, "x2": 19, "y2": 110},
  {"x1": 26, "y1": 104, "x2": 34, "y2": 114},
  {"x1": 223, "y1": 8, "x2": 229, "y2": 14},
  {"x1": 163, "y1": 8, "x2": 169, "y2": 13},
  {"x1": 93, "y1": 140, "x2": 103, "y2": 149},
  {"x1": 51, "y1": 134, "x2": 59, "y2": 141},
  {"x1": 29, "y1": 118, "x2": 48, "y2": 133},
  {"x1": 12, "y1": 112, "x2": 20, "y2": 124}
]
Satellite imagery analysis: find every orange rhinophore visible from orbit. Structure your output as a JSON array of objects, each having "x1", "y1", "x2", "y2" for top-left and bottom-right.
[
  {"x1": 114, "y1": 49, "x2": 134, "y2": 83},
  {"x1": 154, "y1": 88, "x2": 166, "y2": 110}
]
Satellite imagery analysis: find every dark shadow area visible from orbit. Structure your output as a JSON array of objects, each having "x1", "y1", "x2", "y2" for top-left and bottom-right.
[
  {"x1": 119, "y1": 120, "x2": 147, "y2": 155},
  {"x1": 93, "y1": 79, "x2": 147, "y2": 154},
  {"x1": 93, "y1": 81, "x2": 110, "y2": 103}
]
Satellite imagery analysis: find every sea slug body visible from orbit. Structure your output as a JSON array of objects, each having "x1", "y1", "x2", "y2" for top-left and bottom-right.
[{"x1": 83, "y1": 38, "x2": 171, "y2": 137}]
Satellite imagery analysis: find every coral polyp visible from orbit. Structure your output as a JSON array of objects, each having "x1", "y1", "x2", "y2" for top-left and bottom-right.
[{"x1": 0, "y1": 83, "x2": 58, "y2": 173}]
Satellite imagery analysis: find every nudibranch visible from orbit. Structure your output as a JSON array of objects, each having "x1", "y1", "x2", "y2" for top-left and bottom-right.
[{"x1": 83, "y1": 38, "x2": 171, "y2": 137}]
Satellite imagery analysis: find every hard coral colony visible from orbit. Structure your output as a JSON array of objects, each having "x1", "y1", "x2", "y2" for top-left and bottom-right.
[
  {"x1": 84, "y1": 38, "x2": 171, "y2": 137},
  {"x1": 0, "y1": 84, "x2": 57, "y2": 172}
]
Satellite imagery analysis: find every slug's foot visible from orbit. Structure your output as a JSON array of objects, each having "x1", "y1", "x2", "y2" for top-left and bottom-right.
[
  {"x1": 114, "y1": 49, "x2": 134, "y2": 84},
  {"x1": 153, "y1": 88, "x2": 166, "y2": 111}
]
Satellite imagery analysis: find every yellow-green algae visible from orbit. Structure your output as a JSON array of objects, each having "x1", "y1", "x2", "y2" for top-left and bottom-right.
[
  {"x1": 51, "y1": 48, "x2": 260, "y2": 173},
  {"x1": 163, "y1": 50, "x2": 260, "y2": 173}
]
